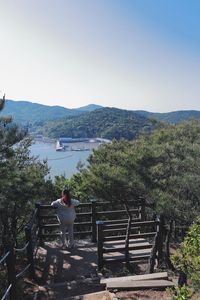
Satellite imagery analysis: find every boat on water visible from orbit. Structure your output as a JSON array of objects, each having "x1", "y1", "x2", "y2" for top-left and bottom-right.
[{"x1": 56, "y1": 140, "x2": 64, "y2": 151}]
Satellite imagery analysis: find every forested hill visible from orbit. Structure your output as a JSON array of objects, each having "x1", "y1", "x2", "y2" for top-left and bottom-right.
[
  {"x1": 3, "y1": 99, "x2": 200, "y2": 126},
  {"x1": 2, "y1": 100, "x2": 102, "y2": 124},
  {"x1": 39, "y1": 107, "x2": 155, "y2": 140},
  {"x1": 135, "y1": 110, "x2": 200, "y2": 124}
]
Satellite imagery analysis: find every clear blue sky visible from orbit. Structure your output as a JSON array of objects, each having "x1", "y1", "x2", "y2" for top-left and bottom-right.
[{"x1": 0, "y1": 0, "x2": 200, "y2": 112}]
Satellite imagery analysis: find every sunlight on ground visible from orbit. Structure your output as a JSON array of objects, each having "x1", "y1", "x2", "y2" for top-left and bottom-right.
[{"x1": 70, "y1": 255, "x2": 84, "y2": 260}]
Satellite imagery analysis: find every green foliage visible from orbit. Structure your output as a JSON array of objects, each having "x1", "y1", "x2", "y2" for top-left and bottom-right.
[
  {"x1": 40, "y1": 107, "x2": 156, "y2": 140},
  {"x1": 53, "y1": 173, "x2": 88, "y2": 201},
  {"x1": 66, "y1": 120, "x2": 200, "y2": 227},
  {"x1": 77, "y1": 139, "x2": 147, "y2": 203},
  {"x1": 168, "y1": 218, "x2": 200, "y2": 299},
  {"x1": 167, "y1": 285, "x2": 193, "y2": 300},
  {"x1": 137, "y1": 110, "x2": 200, "y2": 124},
  {"x1": 0, "y1": 97, "x2": 55, "y2": 249},
  {"x1": 172, "y1": 217, "x2": 200, "y2": 288},
  {"x1": 147, "y1": 121, "x2": 200, "y2": 224}
]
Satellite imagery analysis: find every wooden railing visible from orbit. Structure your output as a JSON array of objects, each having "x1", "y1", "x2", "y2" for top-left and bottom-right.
[
  {"x1": 96, "y1": 217, "x2": 160, "y2": 270},
  {"x1": 0, "y1": 207, "x2": 39, "y2": 300},
  {"x1": 0, "y1": 198, "x2": 189, "y2": 299},
  {"x1": 0, "y1": 197, "x2": 145, "y2": 300},
  {"x1": 36, "y1": 199, "x2": 146, "y2": 244}
]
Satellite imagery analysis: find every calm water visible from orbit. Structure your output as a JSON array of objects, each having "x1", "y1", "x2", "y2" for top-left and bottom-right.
[{"x1": 30, "y1": 142, "x2": 92, "y2": 178}]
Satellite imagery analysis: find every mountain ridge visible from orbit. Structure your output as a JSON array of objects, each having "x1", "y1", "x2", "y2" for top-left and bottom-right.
[
  {"x1": 1, "y1": 99, "x2": 102, "y2": 124},
  {"x1": 3, "y1": 99, "x2": 200, "y2": 125}
]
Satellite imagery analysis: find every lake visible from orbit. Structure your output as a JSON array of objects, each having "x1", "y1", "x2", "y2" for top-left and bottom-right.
[{"x1": 30, "y1": 142, "x2": 92, "y2": 178}]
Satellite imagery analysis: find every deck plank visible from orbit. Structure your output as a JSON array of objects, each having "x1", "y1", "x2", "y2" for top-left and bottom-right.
[
  {"x1": 100, "y1": 272, "x2": 168, "y2": 285},
  {"x1": 106, "y1": 279, "x2": 174, "y2": 290}
]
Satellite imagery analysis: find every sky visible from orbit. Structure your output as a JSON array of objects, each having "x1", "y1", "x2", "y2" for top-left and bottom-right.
[{"x1": 0, "y1": 0, "x2": 200, "y2": 112}]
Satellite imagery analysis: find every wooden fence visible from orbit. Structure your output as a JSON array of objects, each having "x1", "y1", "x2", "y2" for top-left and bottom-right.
[
  {"x1": 0, "y1": 208, "x2": 39, "y2": 300},
  {"x1": 0, "y1": 198, "x2": 188, "y2": 299},
  {"x1": 96, "y1": 217, "x2": 163, "y2": 271},
  {"x1": 36, "y1": 199, "x2": 146, "y2": 245},
  {"x1": 0, "y1": 199, "x2": 145, "y2": 299}
]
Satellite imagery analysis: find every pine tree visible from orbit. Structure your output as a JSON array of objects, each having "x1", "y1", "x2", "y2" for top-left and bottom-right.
[{"x1": 0, "y1": 96, "x2": 53, "y2": 250}]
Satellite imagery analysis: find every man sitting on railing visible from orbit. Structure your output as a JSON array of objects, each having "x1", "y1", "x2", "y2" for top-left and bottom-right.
[{"x1": 51, "y1": 188, "x2": 80, "y2": 249}]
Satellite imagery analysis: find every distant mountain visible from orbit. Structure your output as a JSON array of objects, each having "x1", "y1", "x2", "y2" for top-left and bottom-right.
[
  {"x1": 39, "y1": 107, "x2": 156, "y2": 140},
  {"x1": 3, "y1": 99, "x2": 200, "y2": 126},
  {"x1": 135, "y1": 110, "x2": 200, "y2": 124},
  {"x1": 2, "y1": 99, "x2": 200, "y2": 141},
  {"x1": 2, "y1": 100, "x2": 102, "y2": 124},
  {"x1": 75, "y1": 104, "x2": 102, "y2": 112}
]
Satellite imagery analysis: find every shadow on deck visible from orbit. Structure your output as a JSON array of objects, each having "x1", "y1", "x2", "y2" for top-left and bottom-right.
[{"x1": 34, "y1": 240, "x2": 104, "y2": 299}]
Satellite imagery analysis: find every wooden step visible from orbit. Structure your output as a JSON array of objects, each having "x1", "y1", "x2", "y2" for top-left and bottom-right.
[
  {"x1": 100, "y1": 272, "x2": 168, "y2": 285},
  {"x1": 106, "y1": 279, "x2": 174, "y2": 290}
]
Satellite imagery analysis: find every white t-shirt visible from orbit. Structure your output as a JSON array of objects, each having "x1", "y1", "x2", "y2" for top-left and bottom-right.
[{"x1": 51, "y1": 198, "x2": 80, "y2": 223}]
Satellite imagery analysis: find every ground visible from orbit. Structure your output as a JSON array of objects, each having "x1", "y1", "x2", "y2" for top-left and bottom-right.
[{"x1": 24, "y1": 240, "x2": 173, "y2": 299}]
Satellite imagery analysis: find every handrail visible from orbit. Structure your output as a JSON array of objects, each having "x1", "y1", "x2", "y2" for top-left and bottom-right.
[
  {"x1": 38, "y1": 200, "x2": 143, "y2": 208},
  {"x1": 97, "y1": 200, "x2": 143, "y2": 205},
  {"x1": 97, "y1": 208, "x2": 139, "y2": 215},
  {"x1": 0, "y1": 204, "x2": 41, "y2": 300},
  {"x1": 16, "y1": 263, "x2": 31, "y2": 279},
  {"x1": 1, "y1": 284, "x2": 12, "y2": 300},
  {"x1": 14, "y1": 242, "x2": 29, "y2": 253},
  {"x1": 38, "y1": 203, "x2": 92, "y2": 209},
  {"x1": 0, "y1": 251, "x2": 10, "y2": 265}
]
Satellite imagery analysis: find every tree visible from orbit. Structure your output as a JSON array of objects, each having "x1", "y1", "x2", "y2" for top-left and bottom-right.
[
  {"x1": 0, "y1": 96, "x2": 55, "y2": 249},
  {"x1": 75, "y1": 140, "x2": 147, "y2": 267},
  {"x1": 69, "y1": 120, "x2": 200, "y2": 267},
  {"x1": 147, "y1": 121, "x2": 200, "y2": 226},
  {"x1": 168, "y1": 217, "x2": 200, "y2": 299}
]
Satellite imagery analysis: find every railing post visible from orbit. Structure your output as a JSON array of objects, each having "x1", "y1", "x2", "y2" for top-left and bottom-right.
[
  {"x1": 140, "y1": 198, "x2": 146, "y2": 221},
  {"x1": 6, "y1": 246, "x2": 18, "y2": 300},
  {"x1": 25, "y1": 225, "x2": 35, "y2": 279},
  {"x1": 91, "y1": 199, "x2": 97, "y2": 242},
  {"x1": 178, "y1": 271, "x2": 187, "y2": 286},
  {"x1": 138, "y1": 198, "x2": 146, "y2": 234},
  {"x1": 164, "y1": 221, "x2": 175, "y2": 270},
  {"x1": 35, "y1": 202, "x2": 43, "y2": 245},
  {"x1": 148, "y1": 216, "x2": 160, "y2": 273},
  {"x1": 96, "y1": 220, "x2": 104, "y2": 271},
  {"x1": 157, "y1": 214, "x2": 165, "y2": 267}
]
